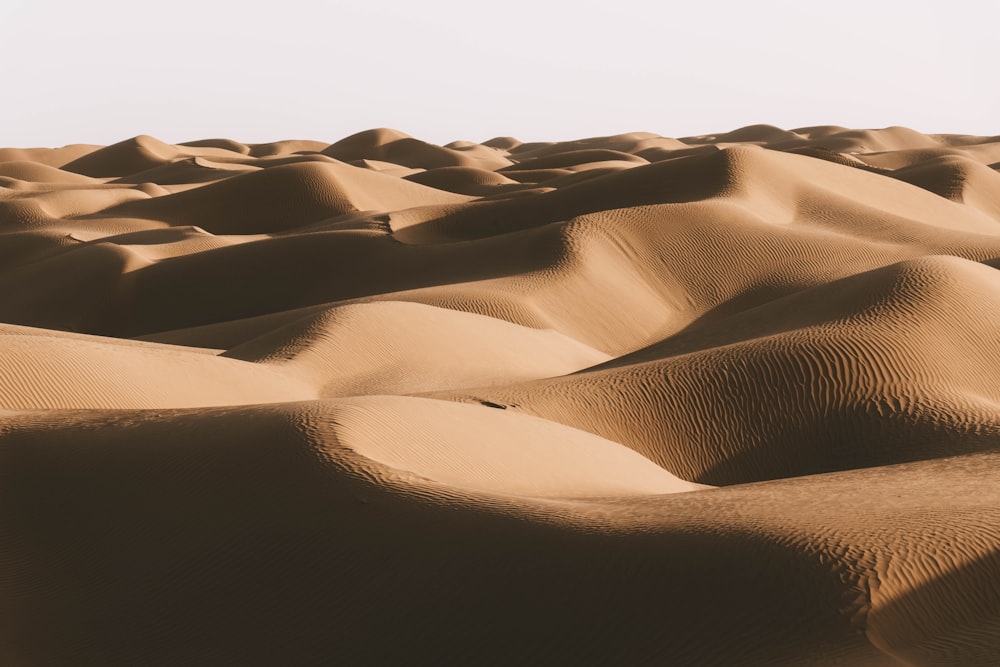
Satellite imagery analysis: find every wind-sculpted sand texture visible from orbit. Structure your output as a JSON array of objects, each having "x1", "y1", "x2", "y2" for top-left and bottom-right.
[{"x1": 1, "y1": 125, "x2": 1000, "y2": 665}]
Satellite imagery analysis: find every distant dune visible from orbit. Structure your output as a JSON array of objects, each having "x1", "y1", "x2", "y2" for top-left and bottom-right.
[{"x1": 2, "y1": 126, "x2": 1000, "y2": 665}]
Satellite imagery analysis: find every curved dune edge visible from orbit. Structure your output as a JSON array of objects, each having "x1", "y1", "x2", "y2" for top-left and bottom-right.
[
  {"x1": 323, "y1": 395, "x2": 708, "y2": 497},
  {"x1": 3, "y1": 125, "x2": 1000, "y2": 664}
]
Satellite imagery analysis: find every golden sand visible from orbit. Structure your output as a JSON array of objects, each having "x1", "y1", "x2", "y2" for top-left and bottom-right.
[{"x1": 2, "y1": 126, "x2": 999, "y2": 664}]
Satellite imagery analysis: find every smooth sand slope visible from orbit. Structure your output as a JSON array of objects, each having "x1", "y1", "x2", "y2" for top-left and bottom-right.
[{"x1": 2, "y1": 125, "x2": 1000, "y2": 665}]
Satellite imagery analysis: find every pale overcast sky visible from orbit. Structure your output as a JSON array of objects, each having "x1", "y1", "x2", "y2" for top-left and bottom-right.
[{"x1": 0, "y1": 0, "x2": 997, "y2": 146}]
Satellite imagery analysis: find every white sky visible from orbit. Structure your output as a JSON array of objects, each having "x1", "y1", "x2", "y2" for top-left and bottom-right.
[{"x1": 0, "y1": 0, "x2": 997, "y2": 147}]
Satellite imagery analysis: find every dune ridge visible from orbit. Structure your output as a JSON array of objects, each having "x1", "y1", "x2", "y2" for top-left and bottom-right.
[{"x1": 2, "y1": 125, "x2": 1000, "y2": 665}]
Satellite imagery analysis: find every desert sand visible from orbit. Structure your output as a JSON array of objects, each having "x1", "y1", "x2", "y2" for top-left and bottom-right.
[{"x1": 1, "y1": 125, "x2": 1000, "y2": 665}]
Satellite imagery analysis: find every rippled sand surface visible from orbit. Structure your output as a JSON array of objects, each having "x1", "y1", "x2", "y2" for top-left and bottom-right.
[{"x1": 2, "y1": 125, "x2": 1000, "y2": 665}]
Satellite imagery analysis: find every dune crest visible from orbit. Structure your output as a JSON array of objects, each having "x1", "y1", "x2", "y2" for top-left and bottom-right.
[{"x1": 2, "y1": 125, "x2": 1000, "y2": 665}]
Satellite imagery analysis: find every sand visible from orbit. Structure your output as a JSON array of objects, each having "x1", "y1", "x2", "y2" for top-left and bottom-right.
[{"x1": 1, "y1": 125, "x2": 999, "y2": 665}]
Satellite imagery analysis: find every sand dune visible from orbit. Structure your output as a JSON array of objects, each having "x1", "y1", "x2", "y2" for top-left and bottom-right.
[
  {"x1": 0, "y1": 323, "x2": 311, "y2": 409},
  {"x1": 0, "y1": 160, "x2": 97, "y2": 184},
  {"x1": 100, "y1": 160, "x2": 469, "y2": 234},
  {"x1": 221, "y1": 300, "x2": 611, "y2": 396},
  {"x1": 430, "y1": 255, "x2": 1000, "y2": 485},
  {"x1": 328, "y1": 395, "x2": 708, "y2": 496},
  {"x1": 323, "y1": 128, "x2": 512, "y2": 170},
  {"x1": 2, "y1": 125, "x2": 1000, "y2": 664}
]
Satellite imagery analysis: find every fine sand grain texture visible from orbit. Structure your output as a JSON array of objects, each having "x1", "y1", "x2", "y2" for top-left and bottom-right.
[{"x1": 2, "y1": 126, "x2": 1000, "y2": 665}]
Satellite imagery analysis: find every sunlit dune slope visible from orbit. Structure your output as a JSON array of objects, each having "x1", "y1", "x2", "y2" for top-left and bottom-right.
[
  {"x1": 2, "y1": 125, "x2": 1000, "y2": 665},
  {"x1": 431, "y1": 256, "x2": 1000, "y2": 485}
]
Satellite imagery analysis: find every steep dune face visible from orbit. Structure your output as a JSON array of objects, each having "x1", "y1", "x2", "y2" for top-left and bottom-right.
[
  {"x1": 2, "y1": 126, "x2": 1000, "y2": 664},
  {"x1": 432, "y1": 256, "x2": 1000, "y2": 485}
]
